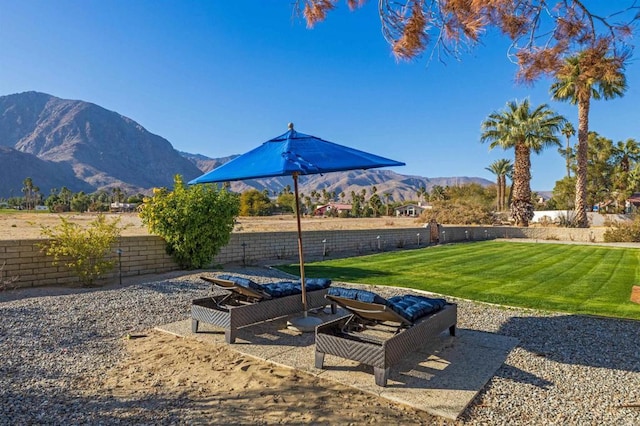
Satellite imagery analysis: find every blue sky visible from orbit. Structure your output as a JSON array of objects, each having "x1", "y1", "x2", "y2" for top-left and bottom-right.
[{"x1": 1, "y1": 1, "x2": 638, "y2": 191}]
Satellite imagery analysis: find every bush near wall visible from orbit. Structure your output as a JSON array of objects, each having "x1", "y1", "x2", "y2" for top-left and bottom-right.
[{"x1": 604, "y1": 218, "x2": 640, "y2": 242}]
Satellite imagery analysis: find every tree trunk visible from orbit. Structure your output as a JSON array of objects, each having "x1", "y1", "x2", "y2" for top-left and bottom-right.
[
  {"x1": 574, "y1": 99, "x2": 590, "y2": 228},
  {"x1": 497, "y1": 175, "x2": 502, "y2": 211},
  {"x1": 501, "y1": 175, "x2": 507, "y2": 211},
  {"x1": 510, "y1": 143, "x2": 533, "y2": 227},
  {"x1": 566, "y1": 135, "x2": 571, "y2": 178}
]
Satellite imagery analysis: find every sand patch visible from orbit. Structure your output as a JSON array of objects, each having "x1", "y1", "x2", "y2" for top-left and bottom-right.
[{"x1": 77, "y1": 330, "x2": 448, "y2": 424}]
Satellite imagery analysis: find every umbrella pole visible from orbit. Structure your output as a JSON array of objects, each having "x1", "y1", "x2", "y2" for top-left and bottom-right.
[
  {"x1": 287, "y1": 171, "x2": 323, "y2": 332},
  {"x1": 293, "y1": 172, "x2": 308, "y2": 316}
]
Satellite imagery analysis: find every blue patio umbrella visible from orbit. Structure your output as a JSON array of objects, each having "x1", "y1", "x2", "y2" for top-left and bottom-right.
[{"x1": 189, "y1": 123, "x2": 405, "y2": 328}]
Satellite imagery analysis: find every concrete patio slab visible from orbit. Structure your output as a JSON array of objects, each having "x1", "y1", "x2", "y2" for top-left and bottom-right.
[{"x1": 156, "y1": 311, "x2": 518, "y2": 421}]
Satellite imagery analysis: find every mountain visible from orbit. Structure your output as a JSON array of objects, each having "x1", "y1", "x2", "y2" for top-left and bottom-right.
[
  {"x1": 0, "y1": 91, "x2": 493, "y2": 201},
  {"x1": 0, "y1": 91, "x2": 202, "y2": 197},
  {"x1": 0, "y1": 146, "x2": 93, "y2": 196},
  {"x1": 178, "y1": 151, "x2": 238, "y2": 174},
  {"x1": 180, "y1": 155, "x2": 493, "y2": 202}
]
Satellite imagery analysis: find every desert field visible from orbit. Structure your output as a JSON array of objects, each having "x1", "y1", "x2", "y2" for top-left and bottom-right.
[{"x1": 0, "y1": 211, "x2": 423, "y2": 240}]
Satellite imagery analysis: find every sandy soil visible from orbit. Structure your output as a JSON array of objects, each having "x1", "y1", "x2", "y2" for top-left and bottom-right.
[
  {"x1": 0, "y1": 212, "x2": 423, "y2": 240},
  {"x1": 77, "y1": 329, "x2": 443, "y2": 424}
]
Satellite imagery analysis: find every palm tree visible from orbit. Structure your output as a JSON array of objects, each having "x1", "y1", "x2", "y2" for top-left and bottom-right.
[
  {"x1": 430, "y1": 185, "x2": 445, "y2": 201},
  {"x1": 383, "y1": 192, "x2": 392, "y2": 216},
  {"x1": 559, "y1": 122, "x2": 576, "y2": 178},
  {"x1": 613, "y1": 138, "x2": 640, "y2": 173},
  {"x1": 481, "y1": 99, "x2": 565, "y2": 227},
  {"x1": 22, "y1": 177, "x2": 34, "y2": 210},
  {"x1": 612, "y1": 138, "x2": 640, "y2": 210},
  {"x1": 59, "y1": 186, "x2": 72, "y2": 209},
  {"x1": 485, "y1": 159, "x2": 513, "y2": 211},
  {"x1": 416, "y1": 186, "x2": 427, "y2": 204},
  {"x1": 550, "y1": 45, "x2": 627, "y2": 227}
]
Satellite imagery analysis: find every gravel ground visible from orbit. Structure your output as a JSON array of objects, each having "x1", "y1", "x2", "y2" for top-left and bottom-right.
[{"x1": 1, "y1": 267, "x2": 639, "y2": 425}]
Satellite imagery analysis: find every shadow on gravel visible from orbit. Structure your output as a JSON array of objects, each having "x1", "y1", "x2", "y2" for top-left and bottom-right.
[
  {"x1": 0, "y1": 388, "x2": 192, "y2": 424},
  {"x1": 498, "y1": 314, "x2": 640, "y2": 372},
  {"x1": 493, "y1": 364, "x2": 554, "y2": 389}
]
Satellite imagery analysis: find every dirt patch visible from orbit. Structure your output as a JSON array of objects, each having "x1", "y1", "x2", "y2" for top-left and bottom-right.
[
  {"x1": 75, "y1": 329, "x2": 444, "y2": 424},
  {"x1": 0, "y1": 212, "x2": 423, "y2": 240}
]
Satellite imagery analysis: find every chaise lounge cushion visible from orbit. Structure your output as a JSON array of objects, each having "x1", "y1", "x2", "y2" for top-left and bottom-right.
[
  {"x1": 386, "y1": 295, "x2": 447, "y2": 322},
  {"x1": 329, "y1": 286, "x2": 447, "y2": 323},
  {"x1": 297, "y1": 278, "x2": 332, "y2": 292},
  {"x1": 261, "y1": 281, "x2": 302, "y2": 298},
  {"x1": 328, "y1": 286, "x2": 387, "y2": 305},
  {"x1": 217, "y1": 274, "x2": 264, "y2": 292},
  {"x1": 264, "y1": 278, "x2": 332, "y2": 297},
  {"x1": 217, "y1": 275, "x2": 332, "y2": 298}
]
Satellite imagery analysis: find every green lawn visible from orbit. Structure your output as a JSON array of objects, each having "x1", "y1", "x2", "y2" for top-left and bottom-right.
[{"x1": 277, "y1": 241, "x2": 640, "y2": 320}]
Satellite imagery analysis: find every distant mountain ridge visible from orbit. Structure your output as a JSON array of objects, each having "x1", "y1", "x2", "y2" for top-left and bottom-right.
[
  {"x1": 0, "y1": 91, "x2": 202, "y2": 196},
  {"x1": 0, "y1": 91, "x2": 492, "y2": 200}
]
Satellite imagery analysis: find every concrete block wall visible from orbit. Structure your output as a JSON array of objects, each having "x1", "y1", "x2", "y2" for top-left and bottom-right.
[
  {"x1": 215, "y1": 226, "x2": 607, "y2": 265},
  {"x1": 436, "y1": 226, "x2": 606, "y2": 244},
  {"x1": 216, "y1": 228, "x2": 428, "y2": 265},
  {"x1": 0, "y1": 236, "x2": 179, "y2": 290},
  {"x1": 1, "y1": 225, "x2": 608, "y2": 290}
]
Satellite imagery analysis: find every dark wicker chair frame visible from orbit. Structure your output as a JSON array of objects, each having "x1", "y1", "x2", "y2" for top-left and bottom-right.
[
  {"x1": 315, "y1": 294, "x2": 457, "y2": 386},
  {"x1": 192, "y1": 276, "x2": 331, "y2": 344}
]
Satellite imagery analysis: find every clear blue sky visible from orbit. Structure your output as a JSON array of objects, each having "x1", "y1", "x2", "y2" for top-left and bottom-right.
[{"x1": 1, "y1": 1, "x2": 638, "y2": 191}]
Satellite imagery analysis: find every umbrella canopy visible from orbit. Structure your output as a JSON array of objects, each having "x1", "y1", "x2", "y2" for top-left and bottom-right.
[
  {"x1": 189, "y1": 124, "x2": 405, "y2": 183},
  {"x1": 189, "y1": 123, "x2": 405, "y2": 322}
]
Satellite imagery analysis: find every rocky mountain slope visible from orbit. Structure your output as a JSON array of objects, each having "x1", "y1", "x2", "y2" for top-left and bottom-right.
[
  {"x1": 0, "y1": 91, "x2": 492, "y2": 201},
  {"x1": 0, "y1": 91, "x2": 201, "y2": 196}
]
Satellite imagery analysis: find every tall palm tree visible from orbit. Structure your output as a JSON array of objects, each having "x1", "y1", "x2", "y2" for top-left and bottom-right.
[
  {"x1": 559, "y1": 122, "x2": 576, "y2": 178},
  {"x1": 415, "y1": 186, "x2": 427, "y2": 204},
  {"x1": 383, "y1": 192, "x2": 392, "y2": 216},
  {"x1": 485, "y1": 159, "x2": 513, "y2": 211},
  {"x1": 550, "y1": 46, "x2": 627, "y2": 227},
  {"x1": 22, "y1": 177, "x2": 34, "y2": 210},
  {"x1": 481, "y1": 99, "x2": 565, "y2": 227}
]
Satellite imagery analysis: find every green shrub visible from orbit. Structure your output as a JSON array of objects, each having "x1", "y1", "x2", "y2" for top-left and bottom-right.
[
  {"x1": 39, "y1": 214, "x2": 124, "y2": 286},
  {"x1": 241, "y1": 189, "x2": 273, "y2": 216},
  {"x1": 139, "y1": 175, "x2": 239, "y2": 269}
]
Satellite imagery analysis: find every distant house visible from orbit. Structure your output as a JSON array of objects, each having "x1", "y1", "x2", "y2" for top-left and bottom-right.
[
  {"x1": 35, "y1": 205, "x2": 48, "y2": 211},
  {"x1": 314, "y1": 203, "x2": 352, "y2": 216},
  {"x1": 394, "y1": 203, "x2": 429, "y2": 217},
  {"x1": 110, "y1": 202, "x2": 137, "y2": 213},
  {"x1": 627, "y1": 193, "x2": 640, "y2": 213}
]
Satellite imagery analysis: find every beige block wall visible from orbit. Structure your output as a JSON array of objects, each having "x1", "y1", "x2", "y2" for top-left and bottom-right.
[
  {"x1": 0, "y1": 226, "x2": 608, "y2": 290},
  {"x1": 0, "y1": 236, "x2": 179, "y2": 290}
]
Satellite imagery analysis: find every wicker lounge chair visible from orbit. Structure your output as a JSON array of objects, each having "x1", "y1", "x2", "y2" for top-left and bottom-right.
[
  {"x1": 192, "y1": 275, "x2": 333, "y2": 343},
  {"x1": 315, "y1": 287, "x2": 457, "y2": 386}
]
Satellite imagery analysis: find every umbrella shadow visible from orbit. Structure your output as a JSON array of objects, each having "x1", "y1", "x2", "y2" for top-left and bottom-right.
[
  {"x1": 281, "y1": 265, "x2": 395, "y2": 282},
  {"x1": 493, "y1": 363, "x2": 554, "y2": 388},
  {"x1": 497, "y1": 314, "x2": 640, "y2": 372}
]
